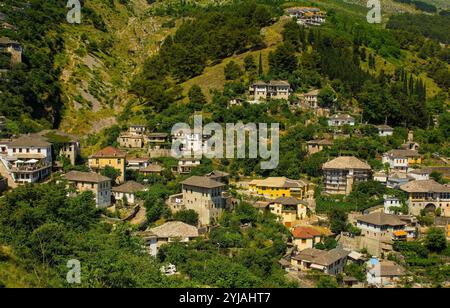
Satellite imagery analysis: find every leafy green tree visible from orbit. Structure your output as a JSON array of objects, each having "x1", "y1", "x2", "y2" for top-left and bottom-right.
[
  {"x1": 224, "y1": 61, "x2": 243, "y2": 80},
  {"x1": 100, "y1": 166, "x2": 121, "y2": 183},
  {"x1": 425, "y1": 228, "x2": 447, "y2": 253},
  {"x1": 188, "y1": 85, "x2": 207, "y2": 111},
  {"x1": 173, "y1": 210, "x2": 199, "y2": 226},
  {"x1": 269, "y1": 43, "x2": 298, "y2": 76},
  {"x1": 328, "y1": 208, "x2": 348, "y2": 234}
]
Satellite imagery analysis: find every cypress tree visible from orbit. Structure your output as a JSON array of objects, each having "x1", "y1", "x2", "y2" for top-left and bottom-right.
[{"x1": 258, "y1": 52, "x2": 263, "y2": 77}]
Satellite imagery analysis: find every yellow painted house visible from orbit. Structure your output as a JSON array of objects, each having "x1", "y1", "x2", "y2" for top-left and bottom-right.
[
  {"x1": 88, "y1": 146, "x2": 126, "y2": 183},
  {"x1": 249, "y1": 177, "x2": 310, "y2": 200}
]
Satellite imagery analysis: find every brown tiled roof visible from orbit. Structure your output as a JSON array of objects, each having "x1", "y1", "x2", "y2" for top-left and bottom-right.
[
  {"x1": 9, "y1": 134, "x2": 51, "y2": 148},
  {"x1": 322, "y1": 156, "x2": 371, "y2": 170},
  {"x1": 112, "y1": 181, "x2": 146, "y2": 193},
  {"x1": 90, "y1": 146, "x2": 126, "y2": 158},
  {"x1": 293, "y1": 248, "x2": 350, "y2": 266},
  {"x1": 181, "y1": 176, "x2": 225, "y2": 189},
  {"x1": 147, "y1": 221, "x2": 199, "y2": 238},
  {"x1": 64, "y1": 171, "x2": 110, "y2": 183},
  {"x1": 356, "y1": 212, "x2": 406, "y2": 227},
  {"x1": 291, "y1": 226, "x2": 322, "y2": 239},
  {"x1": 400, "y1": 180, "x2": 450, "y2": 193}
]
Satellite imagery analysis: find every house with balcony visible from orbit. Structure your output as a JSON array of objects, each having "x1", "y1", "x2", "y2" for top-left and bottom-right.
[
  {"x1": 287, "y1": 7, "x2": 326, "y2": 26},
  {"x1": 146, "y1": 133, "x2": 169, "y2": 150},
  {"x1": 126, "y1": 157, "x2": 150, "y2": 171},
  {"x1": 4, "y1": 134, "x2": 52, "y2": 184},
  {"x1": 322, "y1": 156, "x2": 372, "y2": 195},
  {"x1": 382, "y1": 149, "x2": 422, "y2": 173},
  {"x1": 63, "y1": 171, "x2": 112, "y2": 208},
  {"x1": 400, "y1": 180, "x2": 450, "y2": 217},
  {"x1": 172, "y1": 158, "x2": 201, "y2": 174},
  {"x1": 249, "y1": 80, "x2": 291, "y2": 101}
]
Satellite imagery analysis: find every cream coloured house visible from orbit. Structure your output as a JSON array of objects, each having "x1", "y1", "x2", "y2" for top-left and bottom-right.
[
  {"x1": 291, "y1": 226, "x2": 323, "y2": 251},
  {"x1": 64, "y1": 171, "x2": 112, "y2": 208},
  {"x1": 112, "y1": 181, "x2": 146, "y2": 205}
]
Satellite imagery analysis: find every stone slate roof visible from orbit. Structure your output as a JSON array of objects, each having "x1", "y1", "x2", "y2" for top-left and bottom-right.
[
  {"x1": 65, "y1": 171, "x2": 110, "y2": 183},
  {"x1": 249, "y1": 177, "x2": 308, "y2": 189},
  {"x1": 356, "y1": 212, "x2": 406, "y2": 227},
  {"x1": 322, "y1": 156, "x2": 371, "y2": 170},
  {"x1": 9, "y1": 134, "x2": 51, "y2": 148},
  {"x1": 112, "y1": 181, "x2": 146, "y2": 193},
  {"x1": 293, "y1": 248, "x2": 350, "y2": 266},
  {"x1": 329, "y1": 114, "x2": 355, "y2": 121},
  {"x1": 147, "y1": 221, "x2": 199, "y2": 239},
  {"x1": 139, "y1": 164, "x2": 164, "y2": 173},
  {"x1": 181, "y1": 176, "x2": 225, "y2": 189},
  {"x1": 384, "y1": 149, "x2": 420, "y2": 158},
  {"x1": 400, "y1": 180, "x2": 450, "y2": 193}
]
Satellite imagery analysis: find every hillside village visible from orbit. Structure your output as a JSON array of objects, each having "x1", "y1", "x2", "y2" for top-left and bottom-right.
[{"x1": 0, "y1": 0, "x2": 449, "y2": 289}]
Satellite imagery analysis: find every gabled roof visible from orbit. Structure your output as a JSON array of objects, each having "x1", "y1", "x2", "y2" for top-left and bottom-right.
[
  {"x1": 147, "y1": 221, "x2": 199, "y2": 238},
  {"x1": 139, "y1": 164, "x2": 164, "y2": 173},
  {"x1": 400, "y1": 180, "x2": 450, "y2": 193},
  {"x1": 147, "y1": 133, "x2": 169, "y2": 138},
  {"x1": 329, "y1": 114, "x2": 355, "y2": 121},
  {"x1": 112, "y1": 181, "x2": 146, "y2": 193},
  {"x1": 376, "y1": 124, "x2": 394, "y2": 130},
  {"x1": 384, "y1": 149, "x2": 420, "y2": 158},
  {"x1": 90, "y1": 146, "x2": 126, "y2": 158},
  {"x1": 371, "y1": 261, "x2": 405, "y2": 277},
  {"x1": 322, "y1": 156, "x2": 371, "y2": 170},
  {"x1": 9, "y1": 134, "x2": 51, "y2": 148},
  {"x1": 291, "y1": 226, "x2": 322, "y2": 239},
  {"x1": 356, "y1": 212, "x2": 406, "y2": 227},
  {"x1": 181, "y1": 176, "x2": 225, "y2": 189},
  {"x1": 293, "y1": 248, "x2": 350, "y2": 266},
  {"x1": 304, "y1": 89, "x2": 320, "y2": 96},
  {"x1": 272, "y1": 196, "x2": 307, "y2": 206},
  {"x1": 64, "y1": 171, "x2": 111, "y2": 183}
]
